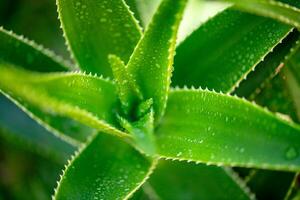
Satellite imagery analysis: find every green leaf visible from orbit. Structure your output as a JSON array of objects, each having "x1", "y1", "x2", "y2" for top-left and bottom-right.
[
  {"x1": 156, "y1": 89, "x2": 300, "y2": 171},
  {"x1": 54, "y1": 133, "x2": 157, "y2": 200},
  {"x1": 124, "y1": 0, "x2": 143, "y2": 24},
  {"x1": 108, "y1": 54, "x2": 142, "y2": 116},
  {"x1": 0, "y1": 64, "x2": 129, "y2": 142},
  {"x1": 245, "y1": 170, "x2": 294, "y2": 200},
  {"x1": 118, "y1": 109, "x2": 156, "y2": 156},
  {"x1": 146, "y1": 160, "x2": 253, "y2": 200},
  {"x1": 234, "y1": 30, "x2": 299, "y2": 98},
  {"x1": 127, "y1": 0, "x2": 188, "y2": 122},
  {"x1": 0, "y1": 27, "x2": 97, "y2": 146},
  {"x1": 0, "y1": 27, "x2": 70, "y2": 72},
  {"x1": 224, "y1": 0, "x2": 300, "y2": 29},
  {"x1": 0, "y1": 95, "x2": 75, "y2": 163},
  {"x1": 284, "y1": 41, "x2": 300, "y2": 120},
  {"x1": 172, "y1": 8, "x2": 292, "y2": 92},
  {"x1": 57, "y1": 0, "x2": 142, "y2": 76}
]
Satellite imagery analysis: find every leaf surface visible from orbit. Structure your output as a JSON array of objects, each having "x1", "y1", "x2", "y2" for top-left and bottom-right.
[
  {"x1": 234, "y1": 30, "x2": 299, "y2": 98},
  {"x1": 0, "y1": 64, "x2": 128, "y2": 142},
  {"x1": 0, "y1": 27, "x2": 69, "y2": 72},
  {"x1": 172, "y1": 8, "x2": 292, "y2": 92},
  {"x1": 225, "y1": 0, "x2": 300, "y2": 29},
  {"x1": 57, "y1": 0, "x2": 142, "y2": 76},
  {"x1": 146, "y1": 160, "x2": 253, "y2": 200},
  {"x1": 0, "y1": 95, "x2": 75, "y2": 163},
  {"x1": 156, "y1": 89, "x2": 300, "y2": 171},
  {"x1": 127, "y1": 0, "x2": 187, "y2": 122},
  {"x1": 54, "y1": 133, "x2": 156, "y2": 200}
]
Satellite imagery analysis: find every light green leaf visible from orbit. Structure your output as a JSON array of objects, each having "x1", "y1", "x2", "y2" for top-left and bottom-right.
[
  {"x1": 224, "y1": 0, "x2": 300, "y2": 29},
  {"x1": 119, "y1": 109, "x2": 156, "y2": 155},
  {"x1": 172, "y1": 8, "x2": 292, "y2": 92},
  {"x1": 0, "y1": 27, "x2": 70, "y2": 72},
  {"x1": 156, "y1": 89, "x2": 300, "y2": 171},
  {"x1": 127, "y1": 0, "x2": 188, "y2": 122},
  {"x1": 57, "y1": 0, "x2": 142, "y2": 76},
  {"x1": 145, "y1": 160, "x2": 253, "y2": 200},
  {"x1": 0, "y1": 64, "x2": 129, "y2": 142},
  {"x1": 54, "y1": 133, "x2": 157, "y2": 200},
  {"x1": 0, "y1": 28, "x2": 98, "y2": 145},
  {"x1": 108, "y1": 54, "x2": 142, "y2": 116}
]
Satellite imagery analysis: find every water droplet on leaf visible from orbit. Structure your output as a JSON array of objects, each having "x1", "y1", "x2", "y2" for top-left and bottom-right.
[{"x1": 285, "y1": 146, "x2": 298, "y2": 160}]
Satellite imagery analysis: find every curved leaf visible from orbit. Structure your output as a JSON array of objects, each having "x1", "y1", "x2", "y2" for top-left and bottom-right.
[
  {"x1": 146, "y1": 160, "x2": 253, "y2": 200},
  {"x1": 0, "y1": 95, "x2": 75, "y2": 163},
  {"x1": 57, "y1": 0, "x2": 142, "y2": 76},
  {"x1": 0, "y1": 27, "x2": 97, "y2": 145},
  {"x1": 234, "y1": 30, "x2": 299, "y2": 98},
  {"x1": 225, "y1": 0, "x2": 300, "y2": 29},
  {"x1": 156, "y1": 89, "x2": 300, "y2": 171},
  {"x1": 54, "y1": 133, "x2": 157, "y2": 200},
  {"x1": 127, "y1": 0, "x2": 188, "y2": 122},
  {"x1": 0, "y1": 64, "x2": 128, "y2": 142},
  {"x1": 0, "y1": 27, "x2": 70, "y2": 72},
  {"x1": 172, "y1": 8, "x2": 292, "y2": 92},
  {"x1": 245, "y1": 170, "x2": 294, "y2": 200}
]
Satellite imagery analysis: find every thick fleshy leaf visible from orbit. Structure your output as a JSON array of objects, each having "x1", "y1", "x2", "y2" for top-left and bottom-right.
[
  {"x1": 224, "y1": 0, "x2": 300, "y2": 29},
  {"x1": 0, "y1": 64, "x2": 128, "y2": 142},
  {"x1": 156, "y1": 89, "x2": 300, "y2": 171},
  {"x1": 0, "y1": 27, "x2": 69, "y2": 72},
  {"x1": 235, "y1": 30, "x2": 299, "y2": 98},
  {"x1": 54, "y1": 133, "x2": 156, "y2": 200},
  {"x1": 127, "y1": 0, "x2": 188, "y2": 122},
  {"x1": 172, "y1": 8, "x2": 292, "y2": 92},
  {"x1": 0, "y1": 95, "x2": 75, "y2": 162},
  {"x1": 245, "y1": 169, "x2": 294, "y2": 200},
  {"x1": 284, "y1": 42, "x2": 300, "y2": 120},
  {"x1": 57, "y1": 0, "x2": 142, "y2": 76},
  {"x1": 145, "y1": 160, "x2": 253, "y2": 200},
  {"x1": 0, "y1": 28, "x2": 97, "y2": 145},
  {"x1": 108, "y1": 55, "x2": 142, "y2": 115}
]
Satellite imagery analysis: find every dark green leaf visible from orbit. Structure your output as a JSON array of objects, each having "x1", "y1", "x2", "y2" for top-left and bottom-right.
[
  {"x1": 224, "y1": 0, "x2": 300, "y2": 29},
  {"x1": 172, "y1": 8, "x2": 292, "y2": 92},
  {"x1": 57, "y1": 0, "x2": 142, "y2": 76},
  {"x1": 0, "y1": 27, "x2": 70, "y2": 72},
  {"x1": 146, "y1": 160, "x2": 253, "y2": 200}
]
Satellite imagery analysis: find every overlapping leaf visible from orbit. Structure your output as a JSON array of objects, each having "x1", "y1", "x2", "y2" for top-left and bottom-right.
[
  {"x1": 156, "y1": 89, "x2": 300, "y2": 171},
  {"x1": 126, "y1": 0, "x2": 188, "y2": 121},
  {"x1": 172, "y1": 8, "x2": 293, "y2": 92},
  {"x1": 57, "y1": 0, "x2": 142, "y2": 76},
  {"x1": 0, "y1": 64, "x2": 128, "y2": 142},
  {"x1": 224, "y1": 0, "x2": 300, "y2": 29},
  {"x1": 144, "y1": 161, "x2": 253, "y2": 200},
  {"x1": 54, "y1": 134, "x2": 156, "y2": 200},
  {"x1": 0, "y1": 27, "x2": 69, "y2": 72},
  {"x1": 0, "y1": 95, "x2": 75, "y2": 163}
]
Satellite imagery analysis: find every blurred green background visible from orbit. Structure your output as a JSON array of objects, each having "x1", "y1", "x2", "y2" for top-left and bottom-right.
[{"x1": 0, "y1": 0, "x2": 72, "y2": 199}]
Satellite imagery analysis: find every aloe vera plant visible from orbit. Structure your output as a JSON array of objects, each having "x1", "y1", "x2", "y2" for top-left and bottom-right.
[{"x1": 1, "y1": 0, "x2": 300, "y2": 199}]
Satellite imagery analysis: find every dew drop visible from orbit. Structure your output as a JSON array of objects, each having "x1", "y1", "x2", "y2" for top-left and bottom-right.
[
  {"x1": 285, "y1": 146, "x2": 298, "y2": 160},
  {"x1": 176, "y1": 152, "x2": 182, "y2": 157}
]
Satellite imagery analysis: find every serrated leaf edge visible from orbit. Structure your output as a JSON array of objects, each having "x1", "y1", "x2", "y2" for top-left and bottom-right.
[
  {"x1": 223, "y1": 167, "x2": 256, "y2": 200},
  {"x1": 228, "y1": 27, "x2": 294, "y2": 93},
  {"x1": 0, "y1": 26, "x2": 73, "y2": 70},
  {"x1": 52, "y1": 133, "x2": 158, "y2": 200}
]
